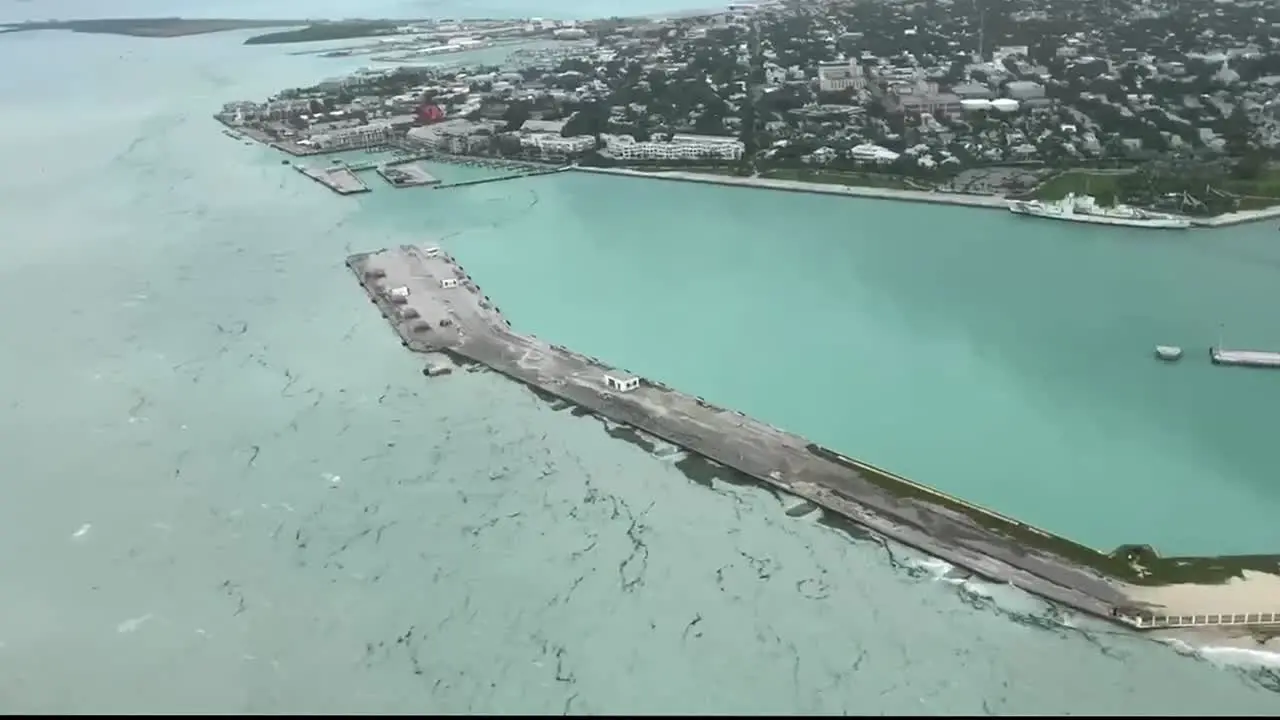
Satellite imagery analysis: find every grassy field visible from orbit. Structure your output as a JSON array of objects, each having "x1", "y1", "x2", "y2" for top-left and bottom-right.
[
  {"x1": 1038, "y1": 167, "x2": 1280, "y2": 210},
  {"x1": 244, "y1": 21, "x2": 399, "y2": 45},
  {"x1": 1220, "y1": 167, "x2": 1280, "y2": 202},
  {"x1": 1032, "y1": 170, "x2": 1128, "y2": 201}
]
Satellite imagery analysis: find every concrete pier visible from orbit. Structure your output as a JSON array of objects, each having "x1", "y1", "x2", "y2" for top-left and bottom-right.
[
  {"x1": 346, "y1": 245, "x2": 1150, "y2": 624},
  {"x1": 376, "y1": 162, "x2": 440, "y2": 188},
  {"x1": 1210, "y1": 347, "x2": 1280, "y2": 368},
  {"x1": 347, "y1": 245, "x2": 1280, "y2": 634},
  {"x1": 433, "y1": 166, "x2": 570, "y2": 190},
  {"x1": 295, "y1": 165, "x2": 369, "y2": 195}
]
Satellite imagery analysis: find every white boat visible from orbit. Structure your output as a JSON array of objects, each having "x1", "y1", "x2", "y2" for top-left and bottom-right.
[
  {"x1": 1009, "y1": 193, "x2": 1191, "y2": 229},
  {"x1": 1154, "y1": 345, "x2": 1183, "y2": 362}
]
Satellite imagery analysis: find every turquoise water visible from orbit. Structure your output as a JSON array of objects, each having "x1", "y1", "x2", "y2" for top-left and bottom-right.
[
  {"x1": 360, "y1": 173, "x2": 1280, "y2": 557},
  {"x1": 1, "y1": 14, "x2": 1280, "y2": 715},
  {"x1": 0, "y1": 0, "x2": 714, "y2": 23}
]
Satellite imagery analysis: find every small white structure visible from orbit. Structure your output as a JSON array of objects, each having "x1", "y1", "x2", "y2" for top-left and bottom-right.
[
  {"x1": 387, "y1": 286, "x2": 411, "y2": 302},
  {"x1": 423, "y1": 246, "x2": 441, "y2": 258},
  {"x1": 603, "y1": 373, "x2": 640, "y2": 393},
  {"x1": 440, "y1": 278, "x2": 459, "y2": 289}
]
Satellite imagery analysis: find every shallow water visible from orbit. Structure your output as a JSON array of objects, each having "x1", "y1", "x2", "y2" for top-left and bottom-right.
[
  {"x1": 355, "y1": 170, "x2": 1280, "y2": 558},
  {"x1": 0, "y1": 17, "x2": 1279, "y2": 716}
]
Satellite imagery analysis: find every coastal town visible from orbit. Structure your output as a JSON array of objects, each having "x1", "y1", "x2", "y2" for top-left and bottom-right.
[
  {"x1": 216, "y1": 0, "x2": 1280, "y2": 223},
  {"x1": 217, "y1": 0, "x2": 1280, "y2": 637}
]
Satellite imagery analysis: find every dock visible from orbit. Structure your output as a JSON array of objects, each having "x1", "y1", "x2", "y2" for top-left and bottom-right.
[
  {"x1": 294, "y1": 164, "x2": 369, "y2": 195},
  {"x1": 347, "y1": 245, "x2": 1154, "y2": 624},
  {"x1": 433, "y1": 166, "x2": 569, "y2": 190},
  {"x1": 348, "y1": 246, "x2": 1280, "y2": 633},
  {"x1": 343, "y1": 152, "x2": 433, "y2": 172},
  {"x1": 376, "y1": 162, "x2": 440, "y2": 188},
  {"x1": 1210, "y1": 347, "x2": 1280, "y2": 368}
]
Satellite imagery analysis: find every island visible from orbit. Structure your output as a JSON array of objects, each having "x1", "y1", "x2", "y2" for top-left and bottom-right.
[
  {"x1": 215, "y1": 0, "x2": 1280, "y2": 225},
  {"x1": 216, "y1": 3, "x2": 1280, "y2": 641},
  {"x1": 0, "y1": 17, "x2": 310, "y2": 38},
  {"x1": 243, "y1": 21, "x2": 403, "y2": 46}
]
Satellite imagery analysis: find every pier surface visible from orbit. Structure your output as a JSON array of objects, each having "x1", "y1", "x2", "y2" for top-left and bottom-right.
[
  {"x1": 1210, "y1": 347, "x2": 1280, "y2": 368},
  {"x1": 376, "y1": 162, "x2": 440, "y2": 188},
  {"x1": 348, "y1": 245, "x2": 1280, "y2": 632},
  {"x1": 295, "y1": 164, "x2": 368, "y2": 195}
]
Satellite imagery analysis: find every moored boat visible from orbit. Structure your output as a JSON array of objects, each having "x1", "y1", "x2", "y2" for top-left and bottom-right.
[{"x1": 1009, "y1": 193, "x2": 1191, "y2": 229}]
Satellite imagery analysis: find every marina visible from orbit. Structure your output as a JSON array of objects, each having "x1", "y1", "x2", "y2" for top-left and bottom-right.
[{"x1": 346, "y1": 244, "x2": 1280, "y2": 634}]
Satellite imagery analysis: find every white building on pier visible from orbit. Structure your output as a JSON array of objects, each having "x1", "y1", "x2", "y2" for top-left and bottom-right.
[{"x1": 603, "y1": 373, "x2": 641, "y2": 393}]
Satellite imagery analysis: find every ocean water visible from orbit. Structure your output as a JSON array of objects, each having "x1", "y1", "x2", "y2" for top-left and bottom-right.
[
  {"x1": 0, "y1": 0, "x2": 714, "y2": 23},
  {"x1": 377, "y1": 172, "x2": 1280, "y2": 558},
  {"x1": 1, "y1": 16, "x2": 1279, "y2": 716}
]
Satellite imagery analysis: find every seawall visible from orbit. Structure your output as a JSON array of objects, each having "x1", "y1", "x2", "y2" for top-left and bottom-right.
[
  {"x1": 345, "y1": 245, "x2": 1154, "y2": 628},
  {"x1": 347, "y1": 245, "x2": 1280, "y2": 634},
  {"x1": 572, "y1": 167, "x2": 1280, "y2": 228},
  {"x1": 573, "y1": 166, "x2": 1010, "y2": 210}
]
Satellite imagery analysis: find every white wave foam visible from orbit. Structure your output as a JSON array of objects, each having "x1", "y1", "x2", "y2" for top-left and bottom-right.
[
  {"x1": 901, "y1": 554, "x2": 1280, "y2": 673},
  {"x1": 1201, "y1": 644, "x2": 1280, "y2": 669},
  {"x1": 901, "y1": 555, "x2": 1061, "y2": 617},
  {"x1": 1161, "y1": 636, "x2": 1280, "y2": 669}
]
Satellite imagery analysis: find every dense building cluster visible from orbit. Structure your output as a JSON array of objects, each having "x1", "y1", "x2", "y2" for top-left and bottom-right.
[{"x1": 218, "y1": 0, "x2": 1280, "y2": 209}]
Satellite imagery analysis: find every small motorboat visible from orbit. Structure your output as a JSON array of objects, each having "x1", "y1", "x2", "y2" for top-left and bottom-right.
[{"x1": 1155, "y1": 345, "x2": 1183, "y2": 362}]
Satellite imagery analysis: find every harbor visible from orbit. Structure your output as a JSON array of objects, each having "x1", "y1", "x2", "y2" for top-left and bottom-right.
[{"x1": 346, "y1": 244, "x2": 1280, "y2": 634}]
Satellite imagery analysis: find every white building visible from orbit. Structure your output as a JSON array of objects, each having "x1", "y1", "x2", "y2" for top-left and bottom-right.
[
  {"x1": 849, "y1": 143, "x2": 900, "y2": 164},
  {"x1": 817, "y1": 60, "x2": 865, "y2": 93},
  {"x1": 1005, "y1": 81, "x2": 1045, "y2": 100},
  {"x1": 310, "y1": 122, "x2": 393, "y2": 150},
  {"x1": 406, "y1": 119, "x2": 502, "y2": 154},
  {"x1": 603, "y1": 374, "x2": 640, "y2": 393},
  {"x1": 601, "y1": 133, "x2": 745, "y2": 161},
  {"x1": 519, "y1": 133, "x2": 596, "y2": 159}
]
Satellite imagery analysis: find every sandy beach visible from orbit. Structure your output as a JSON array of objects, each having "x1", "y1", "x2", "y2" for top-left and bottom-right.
[{"x1": 1122, "y1": 570, "x2": 1280, "y2": 617}]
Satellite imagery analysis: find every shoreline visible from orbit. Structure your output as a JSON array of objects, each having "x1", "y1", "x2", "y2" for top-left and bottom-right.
[
  {"x1": 574, "y1": 166, "x2": 1280, "y2": 228},
  {"x1": 346, "y1": 245, "x2": 1280, "y2": 641},
  {"x1": 217, "y1": 122, "x2": 1280, "y2": 228}
]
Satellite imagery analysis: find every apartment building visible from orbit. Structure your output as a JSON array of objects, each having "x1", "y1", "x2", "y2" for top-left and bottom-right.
[
  {"x1": 519, "y1": 133, "x2": 596, "y2": 160},
  {"x1": 310, "y1": 121, "x2": 394, "y2": 150},
  {"x1": 406, "y1": 119, "x2": 504, "y2": 154},
  {"x1": 889, "y1": 81, "x2": 963, "y2": 116},
  {"x1": 601, "y1": 133, "x2": 745, "y2": 161},
  {"x1": 817, "y1": 60, "x2": 865, "y2": 93}
]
